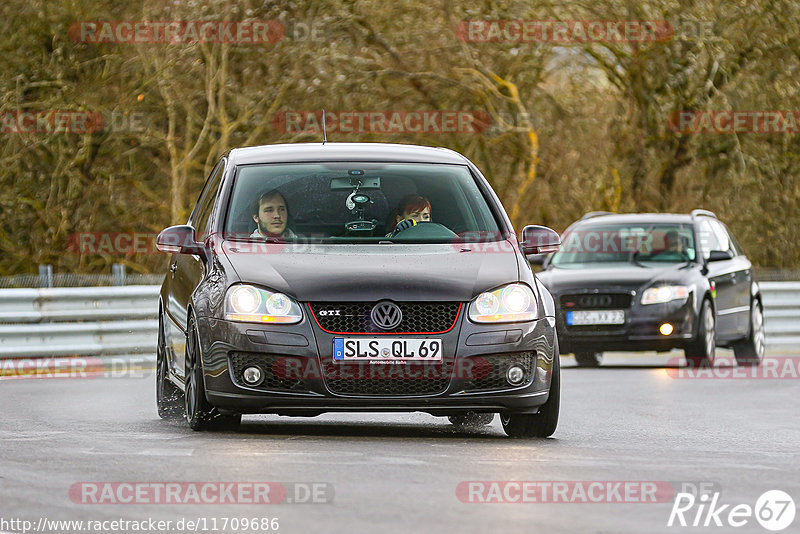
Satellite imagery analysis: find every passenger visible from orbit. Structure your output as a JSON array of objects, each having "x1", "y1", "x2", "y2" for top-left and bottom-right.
[
  {"x1": 251, "y1": 189, "x2": 298, "y2": 239},
  {"x1": 387, "y1": 194, "x2": 432, "y2": 236}
]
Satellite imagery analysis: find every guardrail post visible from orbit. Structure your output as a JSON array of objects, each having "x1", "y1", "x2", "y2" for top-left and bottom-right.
[
  {"x1": 112, "y1": 264, "x2": 126, "y2": 286},
  {"x1": 38, "y1": 264, "x2": 53, "y2": 288}
]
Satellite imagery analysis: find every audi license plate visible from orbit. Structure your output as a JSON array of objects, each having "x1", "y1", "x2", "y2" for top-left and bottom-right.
[
  {"x1": 566, "y1": 310, "x2": 625, "y2": 325},
  {"x1": 333, "y1": 338, "x2": 442, "y2": 361}
]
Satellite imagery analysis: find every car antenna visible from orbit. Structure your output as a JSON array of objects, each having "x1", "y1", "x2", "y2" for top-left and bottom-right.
[{"x1": 321, "y1": 109, "x2": 327, "y2": 144}]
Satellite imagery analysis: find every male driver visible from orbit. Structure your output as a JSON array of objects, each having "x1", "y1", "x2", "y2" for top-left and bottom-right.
[
  {"x1": 664, "y1": 230, "x2": 685, "y2": 254},
  {"x1": 251, "y1": 189, "x2": 298, "y2": 239}
]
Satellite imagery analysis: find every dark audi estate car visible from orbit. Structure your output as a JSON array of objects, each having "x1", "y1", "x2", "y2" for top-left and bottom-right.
[
  {"x1": 535, "y1": 211, "x2": 765, "y2": 368},
  {"x1": 155, "y1": 143, "x2": 562, "y2": 437}
]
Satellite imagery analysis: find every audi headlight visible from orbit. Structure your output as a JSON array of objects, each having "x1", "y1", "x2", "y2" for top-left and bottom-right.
[
  {"x1": 641, "y1": 285, "x2": 690, "y2": 305},
  {"x1": 225, "y1": 285, "x2": 302, "y2": 324},
  {"x1": 469, "y1": 283, "x2": 537, "y2": 323}
]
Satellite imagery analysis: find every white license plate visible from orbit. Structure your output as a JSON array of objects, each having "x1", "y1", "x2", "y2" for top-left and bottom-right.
[
  {"x1": 566, "y1": 310, "x2": 625, "y2": 325},
  {"x1": 333, "y1": 338, "x2": 442, "y2": 361}
]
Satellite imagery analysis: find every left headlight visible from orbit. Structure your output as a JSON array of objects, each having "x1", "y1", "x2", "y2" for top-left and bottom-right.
[
  {"x1": 641, "y1": 285, "x2": 690, "y2": 305},
  {"x1": 469, "y1": 283, "x2": 538, "y2": 323},
  {"x1": 225, "y1": 284, "x2": 303, "y2": 324}
]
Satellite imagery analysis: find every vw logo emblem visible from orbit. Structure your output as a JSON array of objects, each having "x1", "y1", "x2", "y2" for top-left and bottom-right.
[{"x1": 370, "y1": 301, "x2": 403, "y2": 330}]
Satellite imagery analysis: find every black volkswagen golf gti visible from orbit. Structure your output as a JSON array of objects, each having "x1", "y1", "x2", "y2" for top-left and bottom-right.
[
  {"x1": 535, "y1": 211, "x2": 765, "y2": 368},
  {"x1": 155, "y1": 143, "x2": 562, "y2": 437}
]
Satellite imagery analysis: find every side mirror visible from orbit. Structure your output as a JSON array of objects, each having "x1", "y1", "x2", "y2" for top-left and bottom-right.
[
  {"x1": 707, "y1": 250, "x2": 733, "y2": 262},
  {"x1": 520, "y1": 225, "x2": 561, "y2": 255},
  {"x1": 156, "y1": 225, "x2": 205, "y2": 256}
]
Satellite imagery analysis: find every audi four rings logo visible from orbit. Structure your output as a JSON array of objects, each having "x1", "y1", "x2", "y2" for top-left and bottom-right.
[
  {"x1": 578, "y1": 295, "x2": 613, "y2": 307},
  {"x1": 319, "y1": 310, "x2": 341, "y2": 316},
  {"x1": 370, "y1": 301, "x2": 403, "y2": 330}
]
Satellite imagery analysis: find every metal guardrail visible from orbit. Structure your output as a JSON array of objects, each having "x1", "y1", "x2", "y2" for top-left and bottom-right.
[
  {"x1": 0, "y1": 286, "x2": 158, "y2": 358},
  {"x1": 0, "y1": 282, "x2": 797, "y2": 359},
  {"x1": 760, "y1": 282, "x2": 800, "y2": 347}
]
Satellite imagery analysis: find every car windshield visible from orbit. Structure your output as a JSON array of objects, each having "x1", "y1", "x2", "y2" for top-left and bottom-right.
[
  {"x1": 550, "y1": 223, "x2": 696, "y2": 268},
  {"x1": 222, "y1": 162, "x2": 502, "y2": 244}
]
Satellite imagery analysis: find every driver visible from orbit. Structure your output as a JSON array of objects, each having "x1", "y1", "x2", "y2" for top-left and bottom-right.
[
  {"x1": 650, "y1": 230, "x2": 686, "y2": 259},
  {"x1": 664, "y1": 230, "x2": 685, "y2": 254},
  {"x1": 251, "y1": 189, "x2": 298, "y2": 239},
  {"x1": 386, "y1": 194, "x2": 432, "y2": 237}
]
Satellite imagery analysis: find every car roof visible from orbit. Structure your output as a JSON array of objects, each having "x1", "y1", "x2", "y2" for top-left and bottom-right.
[
  {"x1": 228, "y1": 142, "x2": 470, "y2": 165},
  {"x1": 572, "y1": 213, "x2": 706, "y2": 226}
]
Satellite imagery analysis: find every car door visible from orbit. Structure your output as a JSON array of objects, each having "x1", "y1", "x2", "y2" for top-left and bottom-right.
[
  {"x1": 164, "y1": 159, "x2": 226, "y2": 380},
  {"x1": 715, "y1": 221, "x2": 753, "y2": 336},
  {"x1": 697, "y1": 219, "x2": 739, "y2": 339}
]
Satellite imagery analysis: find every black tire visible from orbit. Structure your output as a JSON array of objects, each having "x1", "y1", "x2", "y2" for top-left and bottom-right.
[
  {"x1": 733, "y1": 299, "x2": 765, "y2": 366},
  {"x1": 501, "y1": 339, "x2": 560, "y2": 438},
  {"x1": 574, "y1": 352, "x2": 603, "y2": 367},
  {"x1": 448, "y1": 412, "x2": 495, "y2": 427},
  {"x1": 156, "y1": 309, "x2": 183, "y2": 420},
  {"x1": 184, "y1": 314, "x2": 241, "y2": 431},
  {"x1": 685, "y1": 298, "x2": 716, "y2": 367}
]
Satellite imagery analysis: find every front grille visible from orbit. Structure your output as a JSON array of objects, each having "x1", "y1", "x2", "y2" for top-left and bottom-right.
[
  {"x1": 322, "y1": 361, "x2": 453, "y2": 396},
  {"x1": 462, "y1": 352, "x2": 536, "y2": 392},
  {"x1": 309, "y1": 302, "x2": 461, "y2": 334},
  {"x1": 229, "y1": 352, "x2": 311, "y2": 392},
  {"x1": 560, "y1": 293, "x2": 632, "y2": 309}
]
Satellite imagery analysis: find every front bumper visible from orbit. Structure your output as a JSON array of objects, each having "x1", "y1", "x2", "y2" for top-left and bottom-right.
[
  {"x1": 194, "y1": 309, "x2": 557, "y2": 416},
  {"x1": 556, "y1": 296, "x2": 696, "y2": 353}
]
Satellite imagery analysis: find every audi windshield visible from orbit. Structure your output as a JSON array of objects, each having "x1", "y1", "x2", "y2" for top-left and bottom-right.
[{"x1": 550, "y1": 224, "x2": 697, "y2": 268}]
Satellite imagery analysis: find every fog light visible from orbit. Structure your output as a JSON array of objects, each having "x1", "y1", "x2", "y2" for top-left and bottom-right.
[
  {"x1": 506, "y1": 365, "x2": 525, "y2": 385},
  {"x1": 659, "y1": 323, "x2": 674, "y2": 336},
  {"x1": 243, "y1": 366, "x2": 263, "y2": 385}
]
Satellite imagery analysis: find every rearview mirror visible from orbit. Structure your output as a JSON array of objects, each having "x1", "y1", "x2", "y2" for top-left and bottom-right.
[
  {"x1": 520, "y1": 225, "x2": 560, "y2": 255},
  {"x1": 156, "y1": 225, "x2": 205, "y2": 256}
]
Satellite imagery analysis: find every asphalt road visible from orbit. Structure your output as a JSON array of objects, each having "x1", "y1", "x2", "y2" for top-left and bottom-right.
[{"x1": 1, "y1": 350, "x2": 798, "y2": 534}]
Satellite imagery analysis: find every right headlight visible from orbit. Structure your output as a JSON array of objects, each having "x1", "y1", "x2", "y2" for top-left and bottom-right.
[
  {"x1": 469, "y1": 283, "x2": 538, "y2": 323},
  {"x1": 641, "y1": 285, "x2": 690, "y2": 305},
  {"x1": 225, "y1": 284, "x2": 303, "y2": 324}
]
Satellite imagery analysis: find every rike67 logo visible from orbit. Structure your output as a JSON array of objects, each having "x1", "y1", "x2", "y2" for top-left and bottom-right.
[{"x1": 668, "y1": 490, "x2": 796, "y2": 531}]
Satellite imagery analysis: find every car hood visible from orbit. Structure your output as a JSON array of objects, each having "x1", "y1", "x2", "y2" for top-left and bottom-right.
[
  {"x1": 536, "y1": 263, "x2": 695, "y2": 294},
  {"x1": 220, "y1": 241, "x2": 520, "y2": 302}
]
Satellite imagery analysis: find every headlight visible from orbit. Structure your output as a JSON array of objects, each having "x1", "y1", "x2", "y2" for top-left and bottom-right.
[
  {"x1": 641, "y1": 285, "x2": 690, "y2": 305},
  {"x1": 469, "y1": 283, "x2": 538, "y2": 323},
  {"x1": 225, "y1": 285, "x2": 302, "y2": 324}
]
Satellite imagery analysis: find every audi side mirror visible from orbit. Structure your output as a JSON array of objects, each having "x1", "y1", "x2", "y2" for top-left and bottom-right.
[
  {"x1": 520, "y1": 225, "x2": 561, "y2": 255},
  {"x1": 156, "y1": 225, "x2": 205, "y2": 256},
  {"x1": 707, "y1": 250, "x2": 733, "y2": 262}
]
